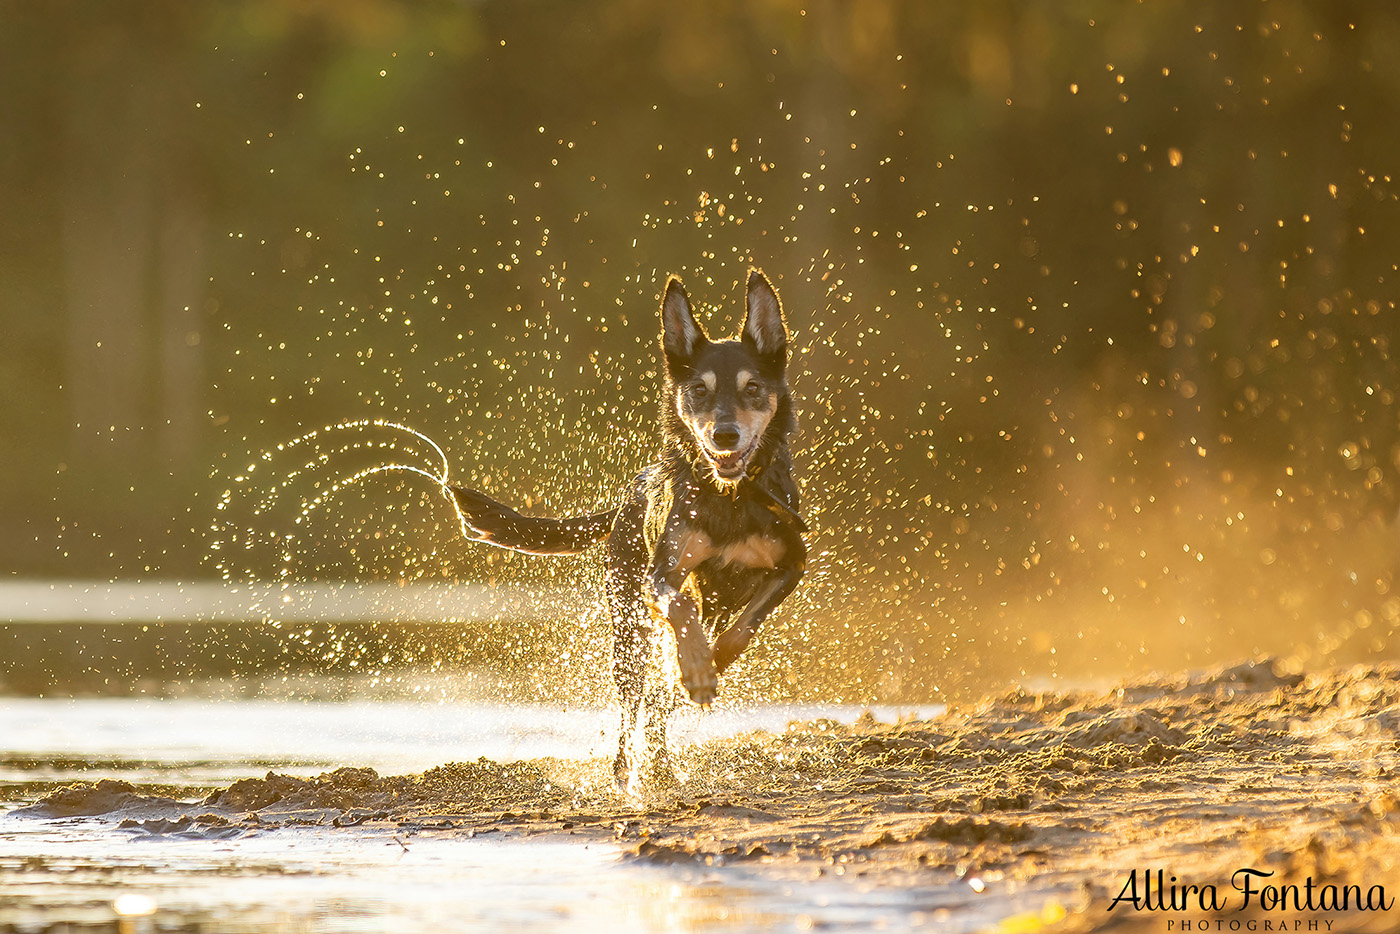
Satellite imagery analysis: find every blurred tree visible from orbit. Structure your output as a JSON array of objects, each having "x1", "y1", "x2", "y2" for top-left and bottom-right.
[{"x1": 55, "y1": 4, "x2": 209, "y2": 471}]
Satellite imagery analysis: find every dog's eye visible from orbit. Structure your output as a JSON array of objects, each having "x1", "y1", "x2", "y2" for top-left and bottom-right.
[
  {"x1": 690, "y1": 383, "x2": 710, "y2": 397},
  {"x1": 745, "y1": 381, "x2": 763, "y2": 396}
]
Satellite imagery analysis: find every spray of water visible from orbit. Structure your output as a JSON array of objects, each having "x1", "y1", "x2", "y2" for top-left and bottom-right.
[
  {"x1": 200, "y1": 4, "x2": 1400, "y2": 724},
  {"x1": 207, "y1": 413, "x2": 615, "y2": 703},
  {"x1": 255, "y1": 418, "x2": 476, "y2": 541}
]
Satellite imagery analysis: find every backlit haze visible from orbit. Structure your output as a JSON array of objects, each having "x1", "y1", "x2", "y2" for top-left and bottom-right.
[{"x1": 4, "y1": 3, "x2": 1398, "y2": 702}]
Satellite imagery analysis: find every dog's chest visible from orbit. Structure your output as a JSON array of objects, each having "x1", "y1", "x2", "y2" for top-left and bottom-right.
[
  {"x1": 678, "y1": 527, "x2": 785, "y2": 572},
  {"x1": 711, "y1": 531, "x2": 785, "y2": 569}
]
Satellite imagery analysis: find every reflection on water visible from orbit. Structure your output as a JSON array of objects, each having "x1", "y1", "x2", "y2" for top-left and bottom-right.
[
  {"x1": 0, "y1": 820, "x2": 965, "y2": 933},
  {"x1": 0, "y1": 820, "x2": 812, "y2": 933},
  {"x1": 0, "y1": 698, "x2": 948, "y2": 933}
]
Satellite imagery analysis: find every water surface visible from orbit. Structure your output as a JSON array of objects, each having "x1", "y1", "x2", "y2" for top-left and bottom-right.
[{"x1": 1, "y1": 697, "x2": 952, "y2": 933}]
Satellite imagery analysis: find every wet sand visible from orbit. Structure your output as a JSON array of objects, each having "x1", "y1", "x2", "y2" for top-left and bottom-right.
[{"x1": 16, "y1": 658, "x2": 1400, "y2": 932}]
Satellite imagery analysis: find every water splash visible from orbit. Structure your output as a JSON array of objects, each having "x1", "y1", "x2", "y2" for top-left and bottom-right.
[
  {"x1": 206, "y1": 415, "x2": 616, "y2": 701},
  {"x1": 259, "y1": 418, "x2": 478, "y2": 544},
  {"x1": 213, "y1": 418, "x2": 485, "y2": 582}
]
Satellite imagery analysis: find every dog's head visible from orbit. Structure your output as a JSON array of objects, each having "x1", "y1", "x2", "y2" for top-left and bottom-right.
[{"x1": 660, "y1": 269, "x2": 794, "y2": 487}]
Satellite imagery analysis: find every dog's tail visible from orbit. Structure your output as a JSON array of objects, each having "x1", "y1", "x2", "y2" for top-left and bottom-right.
[{"x1": 449, "y1": 486, "x2": 617, "y2": 555}]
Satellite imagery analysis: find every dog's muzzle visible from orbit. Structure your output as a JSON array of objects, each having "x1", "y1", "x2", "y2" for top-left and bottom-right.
[{"x1": 705, "y1": 425, "x2": 751, "y2": 480}]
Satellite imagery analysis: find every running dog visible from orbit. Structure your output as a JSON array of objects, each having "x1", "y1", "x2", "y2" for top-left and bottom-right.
[{"x1": 449, "y1": 269, "x2": 806, "y2": 788}]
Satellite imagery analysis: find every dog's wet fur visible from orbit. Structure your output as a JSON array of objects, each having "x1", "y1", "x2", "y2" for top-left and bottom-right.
[{"x1": 450, "y1": 269, "x2": 806, "y2": 790}]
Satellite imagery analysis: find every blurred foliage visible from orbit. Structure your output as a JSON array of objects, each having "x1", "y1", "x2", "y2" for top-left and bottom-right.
[{"x1": 4, "y1": 0, "x2": 1400, "y2": 696}]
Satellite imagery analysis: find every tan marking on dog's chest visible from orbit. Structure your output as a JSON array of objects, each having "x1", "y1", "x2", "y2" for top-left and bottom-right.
[
  {"x1": 670, "y1": 528, "x2": 785, "y2": 574},
  {"x1": 715, "y1": 533, "x2": 786, "y2": 569},
  {"x1": 671, "y1": 528, "x2": 716, "y2": 576}
]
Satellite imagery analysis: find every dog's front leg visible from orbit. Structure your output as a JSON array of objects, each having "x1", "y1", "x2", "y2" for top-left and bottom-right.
[
  {"x1": 655, "y1": 576, "x2": 715, "y2": 705},
  {"x1": 646, "y1": 531, "x2": 717, "y2": 705},
  {"x1": 713, "y1": 563, "x2": 804, "y2": 675}
]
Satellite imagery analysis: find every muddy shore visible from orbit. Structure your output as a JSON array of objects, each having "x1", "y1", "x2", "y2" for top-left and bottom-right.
[{"x1": 17, "y1": 658, "x2": 1400, "y2": 932}]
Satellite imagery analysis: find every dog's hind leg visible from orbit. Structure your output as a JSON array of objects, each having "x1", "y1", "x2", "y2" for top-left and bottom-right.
[
  {"x1": 606, "y1": 488, "x2": 654, "y2": 793},
  {"x1": 639, "y1": 658, "x2": 680, "y2": 788},
  {"x1": 608, "y1": 563, "x2": 649, "y2": 792}
]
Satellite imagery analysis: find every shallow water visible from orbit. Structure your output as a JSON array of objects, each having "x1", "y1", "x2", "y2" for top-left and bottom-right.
[
  {"x1": 0, "y1": 697, "x2": 937, "y2": 788},
  {"x1": 0, "y1": 819, "x2": 933, "y2": 933},
  {"x1": 1, "y1": 697, "x2": 950, "y2": 932}
]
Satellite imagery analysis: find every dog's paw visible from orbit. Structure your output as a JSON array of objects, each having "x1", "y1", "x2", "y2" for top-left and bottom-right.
[
  {"x1": 672, "y1": 622, "x2": 717, "y2": 706},
  {"x1": 612, "y1": 753, "x2": 636, "y2": 797},
  {"x1": 613, "y1": 746, "x2": 680, "y2": 798},
  {"x1": 677, "y1": 655, "x2": 717, "y2": 706},
  {"x1": 687, "y1": 687, "x2": 715, "y2": 706},
  {"x1": 684, "y1": 674, "x2": 717, "y2": 706}
]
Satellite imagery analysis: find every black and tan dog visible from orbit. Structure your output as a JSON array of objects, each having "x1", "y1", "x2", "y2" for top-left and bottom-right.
[{"x1": 449, "y1": 269, "x2": 806, "y2": 787}]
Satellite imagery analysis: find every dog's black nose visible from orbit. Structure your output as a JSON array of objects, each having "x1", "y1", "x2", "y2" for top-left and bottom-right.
[{"x1": 712, "y1": 426, "x2": 741, "y2": 451}]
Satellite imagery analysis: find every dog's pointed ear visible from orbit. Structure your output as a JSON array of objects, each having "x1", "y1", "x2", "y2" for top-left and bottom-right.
[
  {"x1": 661, "y1": 275, "x2": 707, "y2": 363},
  {"x1": 742, "y1": 268, "x2": 787, "y2": 358}
]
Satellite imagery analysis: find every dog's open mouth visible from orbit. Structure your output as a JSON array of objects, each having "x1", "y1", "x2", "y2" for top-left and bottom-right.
[{"x1": 703, "y1": 445, "x2": 753, "y2": 481}]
